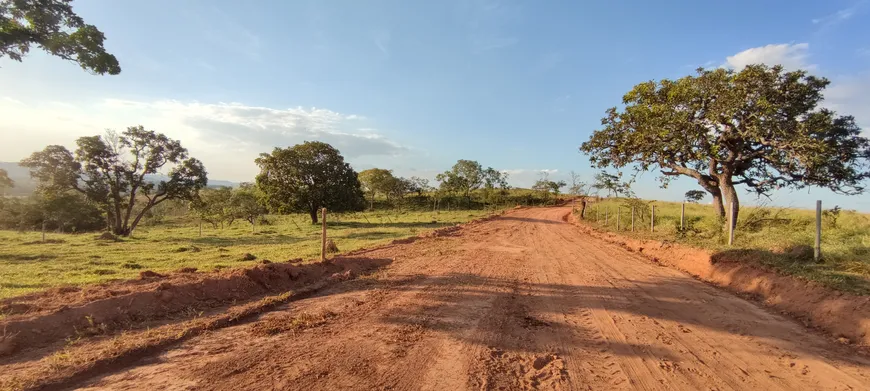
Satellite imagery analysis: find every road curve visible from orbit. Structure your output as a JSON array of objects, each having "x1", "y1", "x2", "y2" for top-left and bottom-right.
[{"x1": 76, "y1": 207, "x2": 870, "y2": 391}]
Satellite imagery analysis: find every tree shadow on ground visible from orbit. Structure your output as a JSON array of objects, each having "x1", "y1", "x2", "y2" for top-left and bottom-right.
[
  {"x1": 154, "y1": 234, "x2": 310, "y2": 247},
  {"x1": 318, "y1": 272, "x2": 870, "y2": 367},
  {"x1": 497, "y1": 216, "x2": 562, "y2": 225},
  {"x1": 328, "y1": 221, "x2": 449, "y2": 230}
]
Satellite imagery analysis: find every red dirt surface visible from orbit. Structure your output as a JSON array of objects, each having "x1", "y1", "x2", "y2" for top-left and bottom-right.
[
  {"x1": 3, "y1": 207, "x2": 870, "y2": 390},
  {"x1": 569, "y1": 218, "x2": 870, "y2": 347}
]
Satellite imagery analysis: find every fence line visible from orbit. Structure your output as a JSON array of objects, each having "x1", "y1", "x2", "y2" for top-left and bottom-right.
[{"x1": 581, "y1": 198, "x2": 829, "y2": 259}]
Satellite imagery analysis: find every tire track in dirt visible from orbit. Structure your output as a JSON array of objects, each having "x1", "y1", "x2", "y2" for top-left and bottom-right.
[{"x1": 69, "y1": 207, "x2": 870, "y2": 391}]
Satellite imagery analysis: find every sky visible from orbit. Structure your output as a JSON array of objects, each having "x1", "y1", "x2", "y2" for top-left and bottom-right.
[{"x1": 1, "y1": 0, "x2": 869, "y2": 210}]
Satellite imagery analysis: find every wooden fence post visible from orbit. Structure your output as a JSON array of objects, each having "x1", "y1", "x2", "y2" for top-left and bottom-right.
[
  {"x1": 815, "y1": 200, "x2": 822, "y2": 261},
  {"x1": 680, "y1": 202, "x2": 685, "y2": 230},
  {"x1": 631, "y1": 206, "x2": 635, "y2": 232},
  {"x1": 650, "y1": 205, "x2": 655, "y2": 232},
  {"x1": 616, "y1": 207, "x2": 620, "y2": 231},
  {"x1": 41, "y1": 221, "x2": 46, "y2": 242},
  {"x1": 728, "y1": 202, "x2": 735, "y2": 246},
  {"x1": 321, "y1": 208, "x2": 327, "y2": 262},
  {"x1": 605, "y1": 207, "x2": 608, "y2": 226},
  {"x1": 199, "y1": 220, "x2": 202, "y2": 237}
]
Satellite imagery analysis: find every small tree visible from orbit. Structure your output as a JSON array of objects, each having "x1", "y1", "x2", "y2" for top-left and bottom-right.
[
  {"x1": 568, "y1": 171, "x2": 592, "y2": 218},
  {"x1": 190, "y1": 187, "x2": 233, "y2": 228},
  {"x1": 481, "y1": 168, "x2": 510, "y2": 205},
  {"x1": 21, "y1": 126, "x2": 207, "y2": 236},
  {"x1": 358, "y1": 168, "x2": 395, "y2": 208},
  {"x1": 229, "y1": 183, "x2": 267, "y2": 226},
  {"x1": 684, "y1": 190, "x2": 705, "y2": 203},
  {"x1": 1, "y1": 0, "x2": 121, "y2": 74},
  {"x1": 592, "y1": 172, "x2": 631, "y2": 198},
  {"x1": 255, "y1": 141, "x2": 365, "y2": 224},
  {"x1": 436, "y1": 160, "x2": 485, "y2": 198},
  {"x1": 406, "y1": 176, "x2": 432, "y2": 196},
  {"x1": 581, "y1": 65, "x2": 870, "y2": 230},
  {"x1": 532, "y1": 172, "x2": 566, "y2": 204}
]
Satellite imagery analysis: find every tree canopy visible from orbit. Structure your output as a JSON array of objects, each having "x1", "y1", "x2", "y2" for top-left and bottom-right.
[
  {"x1": 581, "y1": 64, "x2": 870, "y2": 226},
  {"x1": 684, "y1": 190, "x2": 705, "y2": 203},
  {"x1": 532, "y1": 172, "x2": 566, "y2": 200},
  {"x1": 436, "y1": 160, "x2": 506, "y2": 198},
  {"x1": 255, "y1": 141, "x2": 365, "y2": 223},
  {"x1": 1, "y1": 0, "x2": 121, "y2": 74},
  {"x1": 592, "y1": 172, "x2": 631, "y2": 198},
  {"x1": 20, "y1": 126, "x2": 207, "y2": 235}
]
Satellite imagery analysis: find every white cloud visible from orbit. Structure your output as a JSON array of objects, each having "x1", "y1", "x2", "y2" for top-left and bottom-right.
[
  {"x1": 721, "y1": 44, "x2": 869, "y2": 135},
  {"x1": 724, "y1": 43, "x2": 814, "y2": 71},
  {"x1": 825, "y1": 73, "x2": 870, "y2": 132},
  {"x1": 812, "y1": 2, "x2": 865, "y2": 28},
  {"x1": 501, "y1": 169, "x2": 560, "y2": 188},
  {"x1": 0, "y1": 98, "x2": 407, "y2": 182}
]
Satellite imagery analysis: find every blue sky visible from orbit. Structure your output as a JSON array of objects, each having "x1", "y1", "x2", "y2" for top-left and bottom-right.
[{"x1": 1, "y1": 0, "x2": 869, "y2": 210}]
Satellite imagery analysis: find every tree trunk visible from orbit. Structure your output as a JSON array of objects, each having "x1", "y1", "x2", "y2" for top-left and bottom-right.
[
  {"x1": 720, "y1": 179, "x2": 740, "y2": 233},
  {"x1": 696, "y1": 177, "x2": 725, "y2": 219},
  {"x1": 126, "y1": 201, "x2": 156, "y2": 237},
  {"x1": 579, "y1": 200, "x2": 588, "y2": 219},
  {"x1": 309, "y1": 207, "x2": 319, "y2": 224},
  {"x1": 711, "y1": 192, "x2": 725, "y2": 219}
]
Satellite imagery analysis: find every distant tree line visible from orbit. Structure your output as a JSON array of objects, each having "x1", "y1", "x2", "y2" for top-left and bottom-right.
[{"x1": 3, "y1": 132, "x2": 580, "y2": 234}]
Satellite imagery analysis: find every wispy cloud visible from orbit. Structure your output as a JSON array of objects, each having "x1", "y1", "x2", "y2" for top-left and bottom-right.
[
  {"x1": 825, "y1": 73, "x2": 870, "y2": 133},
  {"x1": 188, "y1": 7, "x2": 264, "y2": 61},
  {"x1": 372, "y1": 29, "x2": 391, "y2": 57},
  {"x1": 0, "y1": 98, "x2": 406, "y2": 181},
  {"x1": 723, "y1": 43, "x2": 814, "y2": 71},
  {"x1": 460, "y1": 0, "x2": 521, "y2": 53},
  {"x1": 812, "y1": 1, "x2": 866, "y2": 29}
]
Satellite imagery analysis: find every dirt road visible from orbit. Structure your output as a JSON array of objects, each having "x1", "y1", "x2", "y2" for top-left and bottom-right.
[{"x1": 74, "y1": 207, "x2": 870, "y2": 390}]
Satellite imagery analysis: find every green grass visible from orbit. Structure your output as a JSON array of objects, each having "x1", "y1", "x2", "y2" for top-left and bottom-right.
[
  {"x1": 580, "y1": 199, "x2": 870, "y2": 294},
  {"x1": 0, "y1": 209, "x2": 494, "y2": 299}
]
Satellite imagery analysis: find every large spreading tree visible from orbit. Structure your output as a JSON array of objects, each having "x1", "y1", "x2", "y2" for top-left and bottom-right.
[
  {"x1": 1, "y1": 0, "x2": 121, "y2": 74},
  {"x1": 20, "y1": 126, "x2": 207, "y2": 236},
  {"x1": 581, "y1": 65, "x2": 870, "y2": 228},
  {"x1": 255, "y1": 141, "x2": 365, "y2": 224}
]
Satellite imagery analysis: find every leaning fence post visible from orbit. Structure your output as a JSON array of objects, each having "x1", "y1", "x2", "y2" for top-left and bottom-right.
[
  {"x1": 650, "y1": 205, "x2": 655, "y2": 232},
  {"x1": 631, "y1": 206, "x2": 635, "y2": 232},
  {"x1": 680, "y1": 202, "x2": 685, "y2": 230},
  {"x1": 321, "y1": 208, "x2": 327, "y2": 262},
  {"x1": 815, "y1": 200, "x2": 822, "y2": 261},
  {"x1": 728, "y1": 202, "x2": 735, "y2": 245}
]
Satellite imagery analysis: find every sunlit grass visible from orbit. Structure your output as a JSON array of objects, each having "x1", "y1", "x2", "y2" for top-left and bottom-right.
[
  {"x1": 579, "y1": 199, "x2": 870, "y2": 294},
  {"x1": 0, "y1": 209, "x2": 493, "y2": 299}
]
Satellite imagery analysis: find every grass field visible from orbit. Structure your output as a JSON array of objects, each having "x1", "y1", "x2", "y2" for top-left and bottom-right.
[
  {"x1": 0, "y1": 209, "x2": 494, "y2": 299},
  {"x1": 579, "y1": 199, "x2": 870, "y2": 294}
]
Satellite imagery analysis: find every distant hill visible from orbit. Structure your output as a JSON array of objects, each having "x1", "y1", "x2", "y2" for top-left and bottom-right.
[{"x1": 0, "y1": 162, "x2": 239, "y2": 196}]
